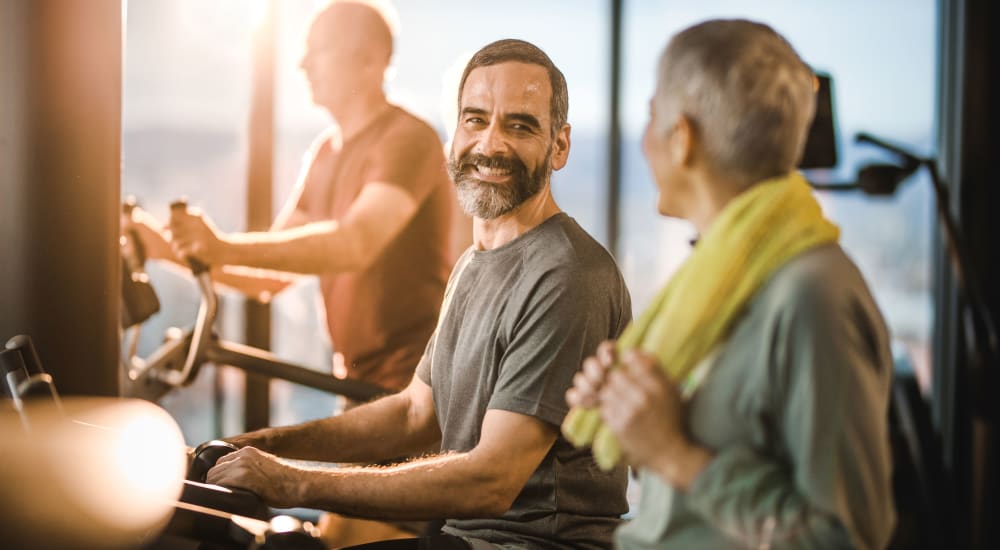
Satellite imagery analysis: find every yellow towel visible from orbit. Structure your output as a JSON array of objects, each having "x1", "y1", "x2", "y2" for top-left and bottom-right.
[{"x1": 562, "y1": 172, "x2": 839, "y2": 470}]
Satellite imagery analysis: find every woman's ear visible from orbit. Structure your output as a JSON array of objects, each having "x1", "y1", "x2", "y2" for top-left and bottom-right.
[{"x1": 671, "y1": 114, "x2": 695, "y2": 167}]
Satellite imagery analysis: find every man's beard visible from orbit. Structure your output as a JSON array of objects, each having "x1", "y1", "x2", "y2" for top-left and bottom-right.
[{"x1": 447, "y1": 151, "x2": 551, "y2": 220}]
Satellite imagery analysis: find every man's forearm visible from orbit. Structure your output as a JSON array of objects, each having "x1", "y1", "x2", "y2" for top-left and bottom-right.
[
  {"x1": 231, "y1": 391, "x2": 439, "y2": 464},
  {"x1": 212, "y1": 266, "x2": 297, "y2": 302},
  {"x1": 292, "y1": 451, "x2": 512, "y2": 520},
  {"x1": 287, "y1": 409, "x2": 556, "y2": 521},
  {"x1": 220, "y1": 221, "x2": 367, "y2": 274}
]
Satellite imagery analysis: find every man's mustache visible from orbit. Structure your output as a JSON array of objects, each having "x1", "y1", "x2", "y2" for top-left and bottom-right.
[{"x1": 456, "y1": 153, "x2": 529, "y2": 179}]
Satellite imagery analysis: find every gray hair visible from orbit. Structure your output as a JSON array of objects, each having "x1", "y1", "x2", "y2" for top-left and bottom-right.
[
  {"x1": 458, "y1": 39, "x2": 569, "y2": 138},
  {"x1": 654, "y1": 19, "x2": 816, "y2": 183}
]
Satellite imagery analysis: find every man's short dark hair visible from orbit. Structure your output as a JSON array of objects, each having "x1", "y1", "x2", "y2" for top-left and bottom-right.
[{"x1": 458, "y1": 39, "x2": 569, "y2": 138}]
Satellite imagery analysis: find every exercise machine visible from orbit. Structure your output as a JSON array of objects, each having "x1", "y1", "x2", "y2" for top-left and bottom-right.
[
  {"x1": 155, "y1": 439, "x2": 325, "y2": 549},
  {"x1": 119, "y1": 199, "x2": 388, "y2": 405},
  {"x1": 2, "y1": 335, "x2": 326, "y2": 549}
]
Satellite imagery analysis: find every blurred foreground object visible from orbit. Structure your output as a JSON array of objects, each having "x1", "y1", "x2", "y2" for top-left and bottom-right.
[{"x1": 0, "y1": 397, "x2": 187, "y2": 549}]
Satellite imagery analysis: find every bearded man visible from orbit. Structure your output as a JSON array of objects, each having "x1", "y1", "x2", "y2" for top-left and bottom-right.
[{"x1": 205, "y1": 39, "x2": 632, "y2": 550}]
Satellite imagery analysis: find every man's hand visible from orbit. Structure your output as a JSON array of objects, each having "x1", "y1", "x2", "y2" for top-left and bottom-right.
[
  {"x1": 595, "y1": 349, "x2": 713, "y2": 492},
  {"x1": 122, "y1": 206, "x2": 176, "y2": 262},
  {"x1": 222, "y1": 431, "x2": 264, "y2": 450},
  {"x1": 206, "y1": 446, "x2": 303, "y2": 508},
  {"x1": 169, "y1": 207, "x2": 229, "y2": 266}
]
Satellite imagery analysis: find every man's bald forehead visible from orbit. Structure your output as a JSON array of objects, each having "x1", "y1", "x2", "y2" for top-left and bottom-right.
[{"x1": 310, "y1": 0, "x2": 394, "y2": 57}]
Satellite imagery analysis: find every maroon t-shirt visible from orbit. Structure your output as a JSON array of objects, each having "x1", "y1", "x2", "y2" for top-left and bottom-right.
[{"x1": 294, "y1": 106, "x2": 453, "y2": 391}]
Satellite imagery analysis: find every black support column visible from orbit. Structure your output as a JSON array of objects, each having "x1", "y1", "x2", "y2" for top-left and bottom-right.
[
  {"x1": 934, "y1": 0, "x2": 998, "y2": 548},
  {"x1": 606, "y1": 0, "x2": 623, "y2": 256},
  {"x1": 243, "y1": 0, "x2": 278, "y2": 431},
  {"x1": 0, "y1": 0, "x2": 122, "y2": 397}
]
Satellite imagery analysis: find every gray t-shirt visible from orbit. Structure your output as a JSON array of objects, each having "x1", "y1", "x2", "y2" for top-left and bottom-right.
[
  {"x1": 616, "y1": 244, "x2": 896, "y2": 550},
  {"x1": 415, "y1": 213, "x2": 632, "y2": 549}
]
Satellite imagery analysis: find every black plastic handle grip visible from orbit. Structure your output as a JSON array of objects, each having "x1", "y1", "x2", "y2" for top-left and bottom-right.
[{"x1": 5, "y1": 335, "x2": 45, "y2": 375}]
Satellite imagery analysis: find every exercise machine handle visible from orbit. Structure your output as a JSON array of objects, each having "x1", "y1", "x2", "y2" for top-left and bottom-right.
[
  {"x1": 121, "y1": 196, "x2": 147, "y2": 266},
  {"x1": 169, "y1": 199, "x2": 211, "y2": 275},
  {"x1": 156, "y1": 199, "x2": 217, "y2": 387},
  {"x1": 1, "y1": 335, "x2": 63, "y2": 430},
  {"x1": 123, "y1": 201, "x2": 390, "y2": 401}
]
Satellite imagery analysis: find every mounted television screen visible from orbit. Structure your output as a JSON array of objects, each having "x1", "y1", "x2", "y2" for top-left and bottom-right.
[{"x1": 799, "y1": 72, "x2": 838, "y2": 169}]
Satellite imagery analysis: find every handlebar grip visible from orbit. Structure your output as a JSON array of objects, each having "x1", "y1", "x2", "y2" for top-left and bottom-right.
[
  {"x1": 5, "y1": 335, "x2": 45, "y2": 375},
  {"x1": 186, "y1": 257, "x2": 210, "y2": 275},
  {"x1": 122, "y1": 197, "x2": 148, "y2": 266},
  {"x1": 188, "y1": 440, "x2": 239, "y2": 483},
  {"x1": 122, "y1": 195, "x2": 138, "y2": 216},
  {"x1": 169, "y1": 199, "x2": 210, "y2": 275},
  {"x1": 1, "y1": 347, "x2": 28, "y2": 402}
]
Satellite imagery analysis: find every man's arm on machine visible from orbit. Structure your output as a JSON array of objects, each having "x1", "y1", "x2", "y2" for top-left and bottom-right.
[
  {"x1": 210, "y1": 379, "x2": 557, "y2": 519},
  {"x1": 172, "y1": 182, "x2": 421, "y2": 275},
  {"x1": 300, "y1": 408, "x2": 557, "y2": 519},
  {"x1": 210, "y1": 266, "x2": 298, "y2": 303},
  {"x1": 124, "y1": 205, "x2": 300, "y2": 300},
  {"x1": 225, "y1": 375, "x2": 442, "y2": 465},
  {"x1": 128, "y1": 177, "x2": 420, "y2": 300}
]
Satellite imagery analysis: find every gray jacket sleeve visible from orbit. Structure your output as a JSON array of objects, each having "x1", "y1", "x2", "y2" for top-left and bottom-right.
[{"x1": 684, "y1": 262, "x2": 896, "y2": 549}]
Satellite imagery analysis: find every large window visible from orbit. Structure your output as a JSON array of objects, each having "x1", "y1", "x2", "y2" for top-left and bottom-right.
[
  {"x1": 123, "y1": 0, "x2": 263, "y2": 442},
  {"x1": 618, "y1": 0, "x2": 938, "y2": 390}
]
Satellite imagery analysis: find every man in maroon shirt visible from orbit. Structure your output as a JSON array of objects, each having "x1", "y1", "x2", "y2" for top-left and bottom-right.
[{"x1": 129, "y1": 0, "x2": 455, "y2": 394}]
